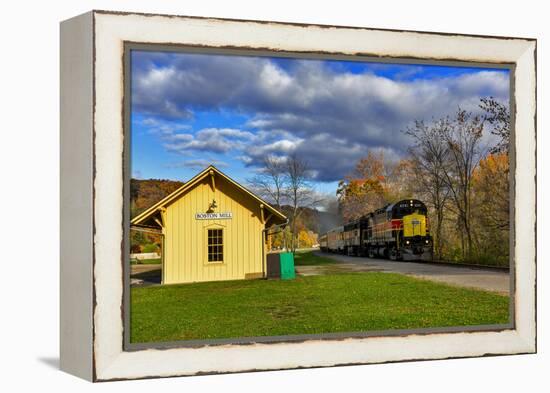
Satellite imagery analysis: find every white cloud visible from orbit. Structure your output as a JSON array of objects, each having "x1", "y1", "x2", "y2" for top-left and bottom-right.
[{"x1": 140, "y1": 118, "x2": 256, "y2": 154}]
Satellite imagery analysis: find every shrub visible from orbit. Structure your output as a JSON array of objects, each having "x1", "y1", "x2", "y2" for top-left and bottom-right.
[{"x1": 142, "y1": 243, "x2": 159, "y2": 253}]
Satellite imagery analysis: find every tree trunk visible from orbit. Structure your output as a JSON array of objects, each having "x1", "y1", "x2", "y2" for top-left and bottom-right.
[
  {"x1": 463, "y1": 187, "x2": 473, "y2": 260},
  {"x1": 436, "y1": 207, "x2": 444, "y2": 260},
  {"x1": 291, "y1": 204, "x2": 298, "y2": 253}
]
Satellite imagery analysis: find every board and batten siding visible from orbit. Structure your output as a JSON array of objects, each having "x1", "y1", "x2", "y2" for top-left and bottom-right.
[{"x1": 162, "y1": 175, "x2": 266, "y2": 284}]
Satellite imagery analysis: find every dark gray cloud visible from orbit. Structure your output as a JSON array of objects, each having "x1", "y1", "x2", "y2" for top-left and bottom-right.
[
  {"x1": 166, "y1": 159, "x2": 229, "y2": 170},
  {"x1": 132, "y1": 52, "x2": 509, "y2": 182}
]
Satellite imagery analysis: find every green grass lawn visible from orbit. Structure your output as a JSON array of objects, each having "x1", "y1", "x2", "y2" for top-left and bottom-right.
[
  {"x1": 130, "y1": 258, "x2": 162, "y2": 265},
  {"x1": 130, "y1": 272, "x2": 509, "y2": 343},
  {"x1": 293, "y1": 250, "x2": 339, "y2": 266}
]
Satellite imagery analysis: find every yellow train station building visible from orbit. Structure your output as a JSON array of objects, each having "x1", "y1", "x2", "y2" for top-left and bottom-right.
[{"x1": 131, "y1": 166, "x2": 287, "y2": 284}]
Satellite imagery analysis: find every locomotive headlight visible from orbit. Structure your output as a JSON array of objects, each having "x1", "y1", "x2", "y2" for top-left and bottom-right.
[
  {"x1": 406, "y1": 240, "x2": 410, "y2": 245},
  {"x1": 425, "y1": 240, "x2": 429, "y2": 244}
]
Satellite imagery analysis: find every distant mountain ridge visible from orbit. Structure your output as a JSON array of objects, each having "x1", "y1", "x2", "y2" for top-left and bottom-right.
[{"x1": 278, "y1": 205, "x2": 342, "y2": 235}]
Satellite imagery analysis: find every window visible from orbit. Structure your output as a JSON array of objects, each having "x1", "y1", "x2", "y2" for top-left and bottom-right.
[{"x1": 207, "y1": 229, "x2": 223, "y2": 262}]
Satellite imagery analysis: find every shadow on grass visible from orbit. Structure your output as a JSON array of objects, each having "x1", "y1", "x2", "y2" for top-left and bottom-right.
[{"x1": 131, "y1": 268, "x2": 161, "y2": 285}]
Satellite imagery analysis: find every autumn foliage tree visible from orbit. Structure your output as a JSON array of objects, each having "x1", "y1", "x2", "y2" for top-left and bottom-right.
[
  {"x1": 337, "y1": 150, "x2": 412, "y2": 221},
  {"x1": 473, "y1": 153, "x2": 510, "y2": 231},
  {"x1": 470, "y1": 153, "x2": 510, "y2": 264},
  {"x1": 297, "y1": 229, "x2": 318, "y2": 248}
]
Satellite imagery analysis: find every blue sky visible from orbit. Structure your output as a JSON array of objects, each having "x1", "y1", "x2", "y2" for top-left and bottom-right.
[{"x1": 131, "y1": 50, "x2": 510, "y2": 197}]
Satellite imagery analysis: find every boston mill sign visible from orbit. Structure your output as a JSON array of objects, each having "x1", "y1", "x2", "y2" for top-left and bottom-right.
[{"x1": 195, "y1": 212, "x2": 233, "y2": 220}]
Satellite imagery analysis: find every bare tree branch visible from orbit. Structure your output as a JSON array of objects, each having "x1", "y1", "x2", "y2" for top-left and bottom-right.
[
  {"x1": 284, "y1": 154, "x2": 322, "y2": 253},
  {"x1": 247, "y1": 155, "x2": 287, "y2": 209}
]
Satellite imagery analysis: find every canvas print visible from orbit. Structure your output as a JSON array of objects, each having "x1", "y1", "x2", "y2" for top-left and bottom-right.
[{"x1": 128, "y1": 49, "x2": 512, "y2": 345}]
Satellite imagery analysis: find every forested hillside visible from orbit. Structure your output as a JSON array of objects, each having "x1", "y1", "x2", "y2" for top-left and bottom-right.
[
  {"x1": 130, "y1": 179, "x2": 184, "y2": 218},
  {"x1": 130, "y1": 179, "x2": 184, "y2": 254}
]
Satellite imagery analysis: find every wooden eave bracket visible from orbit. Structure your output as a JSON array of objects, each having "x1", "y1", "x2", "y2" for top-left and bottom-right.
[
  {"x1": 209, "y1": 169, "x2": 216, "y2": 192},
  {"x1": 155, "y1": 207, "x2": 167, "y2": 228}
]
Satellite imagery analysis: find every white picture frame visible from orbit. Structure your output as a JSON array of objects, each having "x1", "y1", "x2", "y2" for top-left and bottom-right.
[{"x1": 60, "y1": 10, "x2": 536, "y2": 381}]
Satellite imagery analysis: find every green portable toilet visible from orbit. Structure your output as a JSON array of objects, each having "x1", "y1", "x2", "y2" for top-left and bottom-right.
[{"x1": 279, "y1": 252, "x2": 295, "y2": 280}]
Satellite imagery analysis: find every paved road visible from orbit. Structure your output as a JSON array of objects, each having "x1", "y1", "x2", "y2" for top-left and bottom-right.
[{"x1": 296, "y1": 252, "x2": 510, "y2": 294}]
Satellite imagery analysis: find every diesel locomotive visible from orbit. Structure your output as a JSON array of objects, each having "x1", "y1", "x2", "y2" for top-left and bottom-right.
[{"x1": 319, "y1": 199, "x2": 433, "y2": 261}]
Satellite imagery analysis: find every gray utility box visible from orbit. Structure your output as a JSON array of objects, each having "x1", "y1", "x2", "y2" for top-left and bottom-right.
[{"x1": 266, "y1": 253, "x2": 281, "y2": 278}]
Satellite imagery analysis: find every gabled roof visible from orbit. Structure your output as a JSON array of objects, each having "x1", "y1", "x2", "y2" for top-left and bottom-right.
[{"x1": 131, "y1": 165, "x2": 287, "y2": 226}]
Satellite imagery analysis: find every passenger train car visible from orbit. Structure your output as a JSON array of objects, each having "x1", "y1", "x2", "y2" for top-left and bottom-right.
[
  {"x1": 321, "y1": 199, "x2": 432, "y2": 261},
  {"x1": 324, "y1": 226, "x2": 344, "y2": 254}
]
